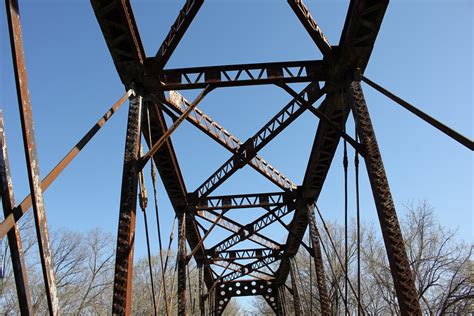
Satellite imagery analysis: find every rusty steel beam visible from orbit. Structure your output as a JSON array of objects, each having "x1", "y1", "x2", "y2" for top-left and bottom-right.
[
  {"x1": 274, "y1": 0, "x2": 392, "y2": 286},
  {"x1": 0, "y1": 89, "x2": 132, "y2": 240},
  {"x1": 90, "y1": 0, "x2": 145, "y2": 87},
  {"x1": 139, "y1": 86, "x2": 213, "y2": 169},
  {"x1": 275, "y1": 92, "x2": 349, "y2": 285},
  {"x1": 112, "y1": 95, "x2": 143, "y2": 314},
  {"x1": 289, "y1": 258, "x2": 302, "y2": 316},
  {"x1": 152, "y1": 60, "x2": 327, "y2": 90},
  {"x1": 288, "y1": 0, "x2": 332, "y2": 57},
  {"x1": 91, "y1": 0, "x2": 214, "y2": 290},
  {"x1": 164, "y1": 91, "x2": 297, "y2": 191},
  {"x1": 211, "y1": 204, "x2": 295, "y2": 253},
  {"x1": 6, "y1": 0, "x2": 59, "y2": 313},
  {"x1": 196, "y1": 210, "x2": 280, "y2": 250},
  {"x1": 191, "y1": 192, "x2": 291, "y2": 211},
  {"x1": 306, "y1": 203, "x2": 331, "y2": 315},
  {"x1": 348, "y1": 81, "x2": 421, "y2": 314},
  {"x1": 215, "y1": 279, "x2": 280, "y2": 314},
  {"x1": 207, "y1": 248, "x2": 283, "y2": 262},
  {"x1": 194, "y1": 83, "x2": 323, "y2": 199},
  {"x1": 0, "y1": 113, "x2": 32, "y2": 314},
  {"x1": 153, "y1": 0, "x2": 204, "y2": 70},
  {"x1": 339, "y1": 0, "x2": 389, "y2": 71}
]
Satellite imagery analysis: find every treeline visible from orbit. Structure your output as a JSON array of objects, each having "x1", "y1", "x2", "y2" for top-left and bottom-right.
[{"x1": 253, "y1": 201, "x2": 473, "y2": 315}]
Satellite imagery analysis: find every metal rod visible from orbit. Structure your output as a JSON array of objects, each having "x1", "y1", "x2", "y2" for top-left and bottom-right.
[
  {"x1": 146, "y1": 107, "x2": 170, "y2": 315},
  {"x1": 138, "y1": 167, "x2": 158, "y2": 316},
  {"x1": 343, "y1": 139, "x2": 348, "y2": 315},
  {"x1": 0, "y1": 89, "x2": 132, "y2": 239},
  {"x1": 0, "y1": 112, "x2": 32, "y2": 314},
  {"x1": 6, "y1": 0, "x2": 59, "y2": 313},
  {"x1": 140, "y1": 85, "x2": 213, "y2": 169},
  {"x1": 360, "y1": 73, "x2": 473, "y2": 151},
  {"x1": 355, "y1": 131, "x2": 362, "y2": 316}
]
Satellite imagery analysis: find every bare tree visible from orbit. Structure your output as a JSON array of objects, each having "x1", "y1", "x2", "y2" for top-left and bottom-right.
[
  {"x1": 252, "y1": 201, "x2": 473, "y2": 315},
  {"x1": 0, "y1": 219, "x2": 115, "y2": 314}
]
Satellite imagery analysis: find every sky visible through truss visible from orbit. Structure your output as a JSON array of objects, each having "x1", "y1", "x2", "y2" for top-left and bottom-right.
[{"x1": 0, "y1": 0, "x2": 472, "y2": 309}]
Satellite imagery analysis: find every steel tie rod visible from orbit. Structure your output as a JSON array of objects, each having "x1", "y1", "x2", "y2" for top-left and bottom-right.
[
  {"x1": 359, "y1": 72, "x2": 474, "y2": 151},
  {"x1": 139, "y1": 85, "x2": 214, "y2": 170},
  {"x1": 0, "y1": 89, "x2": 133, "y2": 239}
]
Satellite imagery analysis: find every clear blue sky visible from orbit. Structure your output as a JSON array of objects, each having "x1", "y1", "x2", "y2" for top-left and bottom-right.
[{"x1": 0, "y1": 0, "x2": 472, "y2": 281}]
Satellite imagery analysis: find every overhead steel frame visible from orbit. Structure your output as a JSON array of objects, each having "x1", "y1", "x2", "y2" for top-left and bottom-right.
[{"x1": 0, "y1": 0, "x2": 428, "y2": 315}]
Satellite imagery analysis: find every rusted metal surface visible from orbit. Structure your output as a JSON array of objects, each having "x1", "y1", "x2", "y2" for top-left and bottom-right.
[
  {"x1": 83, "y1": 0, "x2": 428, "y2": 315},
  {"x1": 348, "y1": 81, "x2": 421, "y2": 315},
  {"x1": 196, "y1": 210, "x2": 280, "y2": 250},
  {"x1": 207, "y1": 248, "x2": 283, "y2": 262},
  {"x1": 112, "y1": 95, "x2": 143, "y2": 314},
  {"x1": 289, "y1": 257, "x2": 302, "y2": 316},
  {"x1": 288, "y1": 0, "x2": 332, "y2": 57},
  {"x1": 0, "y1": 89, "x2": 132, "y2": 239},
  {"x1": 140, "y1": 86, "x2": 213, "y2": 169},
  {"x1": 165, "y1": 91, "x2": 297, "y2": 191},
  {"x1": 153, "y1": 0, "x2": 204, "y2": 69},
  {"x1": 191, "y1": 192, "x2": 291, "y2": 211},
  {"x1": 306, "y1": 203, "x2": 331, "y2": 315},
  {"x1": 150, "y1": 60, "x2": 327, "y2": 90},
  {"x1": 6, "y1": 0, "x2": 59, "y2": 313},
  {"x1": 194, "y1": 83, "x2": 323, "y2": 199},
  {"x1": 0, "y1": 113, "x2": 32, "y2": 314},
  {"x1": 210, "y1": 204, "x2": 294, "y2": 253},
  {"x1": 215, "y1": 279, "x2": 282, "y2": 315}
]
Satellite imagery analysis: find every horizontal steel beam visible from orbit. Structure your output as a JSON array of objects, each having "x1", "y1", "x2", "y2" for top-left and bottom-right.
[
  {"x1": 190, "y1": 192, "x2": 292, "y2": 211},
  {"x1": 207, "y1": 248, "x2": 283, "y2": 262},
  {"x1": 150, "y1": 60, "x2": 327, "y2": 90}
]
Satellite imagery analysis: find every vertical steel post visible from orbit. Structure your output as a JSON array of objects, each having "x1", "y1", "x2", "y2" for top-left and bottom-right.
[
  {"x1": 177, "y1": 211, "x2": 187, "y2": 315},
  {"x1": 0, "y1": 113, "x2": 32, "y2": 314},
  {"x1": 348, "y1": 80, "x2": 421, "y2": 315},
  {"x1": 306, "y1": 203, "x2": 331, "y2": 315},
  {"x1": 289, "y1": 257, "x2": 302, "y2": 316},
  {"x1": 112, "y1": 94, "x2": 142, "y2": 314},
  {"x1": 6, "y1": 0, "x2": 59, "y2": 313}
]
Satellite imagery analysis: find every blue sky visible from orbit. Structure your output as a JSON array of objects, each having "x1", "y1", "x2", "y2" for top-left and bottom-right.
[{"x1": 0, "y1": 0, "x2": 472, "y2": 289}]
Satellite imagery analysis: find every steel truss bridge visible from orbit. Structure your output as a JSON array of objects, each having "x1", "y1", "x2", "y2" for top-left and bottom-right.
[{"x1": 1, "y1": 0, "x2": 472, "y2": 315}]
